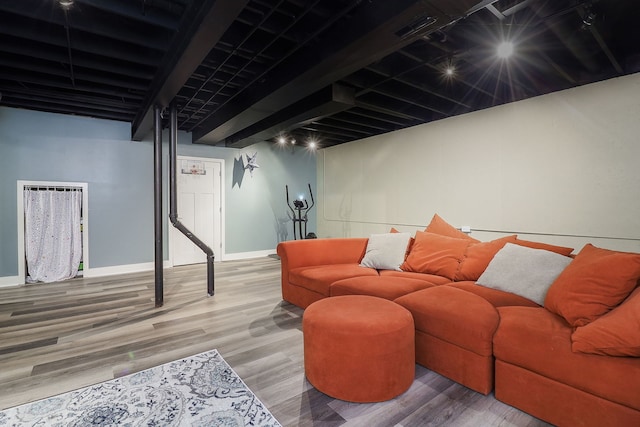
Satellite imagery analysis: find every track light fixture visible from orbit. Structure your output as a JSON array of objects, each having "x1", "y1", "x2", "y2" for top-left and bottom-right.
[
  {"x1": 58, "y1": 0, "x2": 74, "y2": 10},
  {"x1": 275, "y1": 134, "x2": 319, "y2": 151},
  {"x1": 582, "y1": 10, "x2": 596, "y2": 28}
]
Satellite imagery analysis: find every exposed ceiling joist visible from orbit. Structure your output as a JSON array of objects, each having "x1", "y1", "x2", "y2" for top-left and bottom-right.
[
  {"x1": 74, "y1": 0, "x2": 181, "y2": 29},
  {"x1": 225, "y1": 84, "x2": 355, "y2": 148},
  {"x1": 131, "y1": 0, "x2": 250, "y2": 140},
  {"x1": 1, "y1": 0, "x2": 638, "y2": 149},
  {"x1": 577, "y1": 6, "x2": 623, "y2": 74},
  {"x1": 192, "y1": 0, "x2": 452, "y2": 145}
]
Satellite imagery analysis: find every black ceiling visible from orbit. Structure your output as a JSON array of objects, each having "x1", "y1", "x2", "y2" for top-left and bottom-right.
[{"x1": 1, "y1": 0, "x2": 639, "y2": 149}]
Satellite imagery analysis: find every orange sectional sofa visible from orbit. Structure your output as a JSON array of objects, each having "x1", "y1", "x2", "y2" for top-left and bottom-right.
[{"x1": 276, "y1": 216, "x2": 640, "y2": 427}]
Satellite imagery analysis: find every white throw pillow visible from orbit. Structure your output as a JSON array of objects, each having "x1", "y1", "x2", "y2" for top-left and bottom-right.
[
  {"x1": 476, "y1": 243, "x2": 573, "y2": 305},
  {"x1": 360, "y1": 232, "x2": 412, "y2": 271}
]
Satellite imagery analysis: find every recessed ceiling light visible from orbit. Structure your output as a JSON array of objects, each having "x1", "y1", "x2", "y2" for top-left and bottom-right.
[
  {"x1": 278, "y1": 136, "x2": 286, "y2": 144},
  {"x1": 445, "y1": 66, "x2": 455, "y2": 77},
  {"x1": 497, "y1": 41, "x2": 514, "y2": 59}
]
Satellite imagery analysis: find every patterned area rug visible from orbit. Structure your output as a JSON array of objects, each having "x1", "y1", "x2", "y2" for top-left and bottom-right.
[{"x1": 0, "y1": 349, "x2": 281, "y2": 427}]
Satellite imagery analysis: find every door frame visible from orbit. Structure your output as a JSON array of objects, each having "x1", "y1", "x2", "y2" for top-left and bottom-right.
[
  {"x1": 169, "y1": 156, "x2": 225, "y2": 265},
  {"x1": 17, "y1": 180, "x2": 90, "y2": 285}
]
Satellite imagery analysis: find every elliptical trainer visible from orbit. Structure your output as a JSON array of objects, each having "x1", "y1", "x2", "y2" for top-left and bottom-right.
[{"x1": 286, "y1": 183, "x2": 316, "y2": 239}]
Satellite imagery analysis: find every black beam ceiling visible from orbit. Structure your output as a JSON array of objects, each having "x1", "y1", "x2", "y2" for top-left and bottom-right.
[
  {"x1": 577, "y1": 6, "x2": 623, "y2": 74},
  {"x1": 362, "y1": 85, "x2": 448, "y2": 117},
  {"x1": 4, "y1": 91, "x2": 137, "y2": 115},
  {"x1": 325, "y1": 113, "x2": 391, "y2": 132},
  {"x1": 354, "y1": 100, "x2": 425, "y2": 122},
  {"x1": 1, "y1": 97, "x2": 133, "y2": 122},
  {"x1": 532, "y1": 3, "x2": 601, "y2": 74},
  {"x1": 362, "y1": 60, "x2": 473, "y2": 110},
  {"x1": 0, "y1": 17, "x2": 163, "y2": 67},
  {"x1": 0, "y1": 71, "x2": 144, "y2": 100},
  {"x1": 347, "y1": 107, "x2": 416, "y2": 127},
  {"x1": 397, "y1": 47, "x2": 496, "y2": 99},
  {"x1": 299, "y1": 123, "x2": 364, "y2": 140},
  {"x1": 0, "y1": 1, "x2": 171, "y2": 51},
  {"x1": 224, "y1": 83, "x2": 355, "y2": 148},
  {"x1": 1, "y1": 0, "x2": 637, "y2": 148},
  {"x1": 0, "y1": 38, "x2": 154, "y2": 80},
  {"x1": 311, "y1": 118, "x2": 376, "y2": 137},
  {"x1": 131, "y1": 0, "x2": 249, "y2": 140},
  {"x1": 73, "y1": 0, "x2": 181, "y2": 30},
  {"x1": 192, "y1": 0, "x2": 454, "y2": 146},
  {"x1": 2, "y1": 56, "x2": 148, "y2": 91}
]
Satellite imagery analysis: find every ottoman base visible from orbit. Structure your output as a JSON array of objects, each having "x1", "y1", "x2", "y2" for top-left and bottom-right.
[{"x1": 303, "y1": 295, "x2": 415, "y2": 402}]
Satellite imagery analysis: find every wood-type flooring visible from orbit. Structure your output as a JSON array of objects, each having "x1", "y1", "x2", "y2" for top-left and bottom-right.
[{"x1": 0, "y1": 257, "x2": 552, "y2": 426}]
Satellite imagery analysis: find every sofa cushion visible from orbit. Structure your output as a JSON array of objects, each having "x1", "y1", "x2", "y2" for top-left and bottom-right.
[
  {"x1": 545, "y1": 244, "x2": 640, "y2": 327},
  {"x1": 476, "y1": 243, "x2": 573, "y2": 305},
  {"x1": 289, "y1": 264, "x2": 378, "y2": 296},
  {"x1": 379, "y1": 270, "x2": 451, "y2": 285},
  {"x1": 395, "y1": 286, "x2": 499, "y2": 356},
  {"x1": 454, "y1": 236, "x2": 517, "y2": 281},
  {"x1": 571, "y1": 287, "x2": 640, "y2": 356},
  {"x1": 330, "y1": 276, "x2": 436, "y2": 300},
  {"x1": 425, "y1": 213, "x2": 479, "y2": 242},
  {"x1": 390, "y1": 227, "x2": 414, "y2": 258},
  {"x1": 446, "y1": 281, "x2": 540, "y2": 307},
  {"x1": 494, "y1": 306, "x2": 640, "y2": 412},
  {"x1": 359, "y1": 232, "x2": 411, "y2": 271},
  {"x1": 513, "y1": 237, "x2": 574, "y2": 256},
  {"x1": 401, "y1": 232, "x2": 470, "y2": 280}
]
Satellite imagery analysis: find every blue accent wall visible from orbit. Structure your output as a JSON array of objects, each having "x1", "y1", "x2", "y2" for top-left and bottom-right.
[
  {"x1": 176, "y1": 138, "x2": 317, "y2": 253},
  {"x1": 0, "y1": 107, "x2": 316, "y2": 278}
]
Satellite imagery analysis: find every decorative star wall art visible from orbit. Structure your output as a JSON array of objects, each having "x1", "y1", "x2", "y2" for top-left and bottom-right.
[{"x1": 244, "y1": 152, "x2": 260, "y2": 177}]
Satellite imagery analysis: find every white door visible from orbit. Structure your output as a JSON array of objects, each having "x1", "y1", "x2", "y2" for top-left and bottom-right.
[{"x1": 172, "y1": 157, "x2": 222, "y2": 266}]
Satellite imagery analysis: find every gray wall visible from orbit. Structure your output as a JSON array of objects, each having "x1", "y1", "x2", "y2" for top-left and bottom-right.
[
  {"x1": 0, "y1": 107, "x2": 316, "y2": 279},
  {"x1": 318, "y1": 73, "x2": 640, "y2": 253}
]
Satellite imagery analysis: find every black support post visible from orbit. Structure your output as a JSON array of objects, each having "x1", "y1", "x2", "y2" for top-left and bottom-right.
[{"x1": 153, "y1": 105, "x2": 164, "y2": 307}]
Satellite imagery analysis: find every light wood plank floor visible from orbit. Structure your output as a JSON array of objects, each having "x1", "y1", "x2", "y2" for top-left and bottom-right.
[{"x1": 0, "y1": 257, "x2": 552, "y2": 426}]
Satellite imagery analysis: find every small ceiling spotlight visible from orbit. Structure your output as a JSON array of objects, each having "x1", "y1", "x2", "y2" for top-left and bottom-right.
[
  {"x1": 58, "y1": 0, "x2": 74, "y2": 9},
  {"x1": 582, "y1": 12, "x2": 596, "y2": 26},
  {"x1": 277, "y1": 136, "x2": 286, "y2": 144},
  {"x1": 291, "y1": 138, "x2": 296, "y2": 145},
  {"x1": 496, "y1": 41, "x2": 514, "y2": 59},
  {"x1": 440, "y1": 57, "x2": 456, "y2": 79},
  {"x1": 308, "y1": 140, "x2": 317, "y2": 150}
]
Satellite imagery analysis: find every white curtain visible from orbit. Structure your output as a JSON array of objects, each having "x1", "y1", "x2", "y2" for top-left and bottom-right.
[{"x1": 24, "y1": 189, "x2": 82, "y2": 283}]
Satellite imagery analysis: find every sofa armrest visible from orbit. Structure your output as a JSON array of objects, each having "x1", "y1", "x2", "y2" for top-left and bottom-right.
[
  {"x1": 277, "y1": 238, "x2": 369, "y2": 270},
  {"x1": 277, "y1": 238, "x2": 369, "y2": 308}
]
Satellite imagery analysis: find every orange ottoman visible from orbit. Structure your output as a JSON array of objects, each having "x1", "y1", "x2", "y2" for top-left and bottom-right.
[{"x1": 303, "y1": 295, "x2": 415, "y2": 402}]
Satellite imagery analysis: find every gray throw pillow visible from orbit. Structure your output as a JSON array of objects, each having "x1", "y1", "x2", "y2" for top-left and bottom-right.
[
  {"x1": 476, "y1": 243, "x2": 573, "y2": 305},
  {"x1": 360, "y1": 232, "x2": 411, "y2": 271}
]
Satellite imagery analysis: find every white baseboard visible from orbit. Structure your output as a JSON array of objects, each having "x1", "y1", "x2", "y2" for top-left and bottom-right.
[
  {"x1": 0, "y1": 253, "x2": 276, "y2": 287},
  {"x1": 0, "y1": 276, "x2": 20, "y2": 289},
  {"x1": 222, "y1": 249, "x2": 276, "y2": 261},
  {"x1": 84, "y1": 261, "x2": 172, "y2": 278}
]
